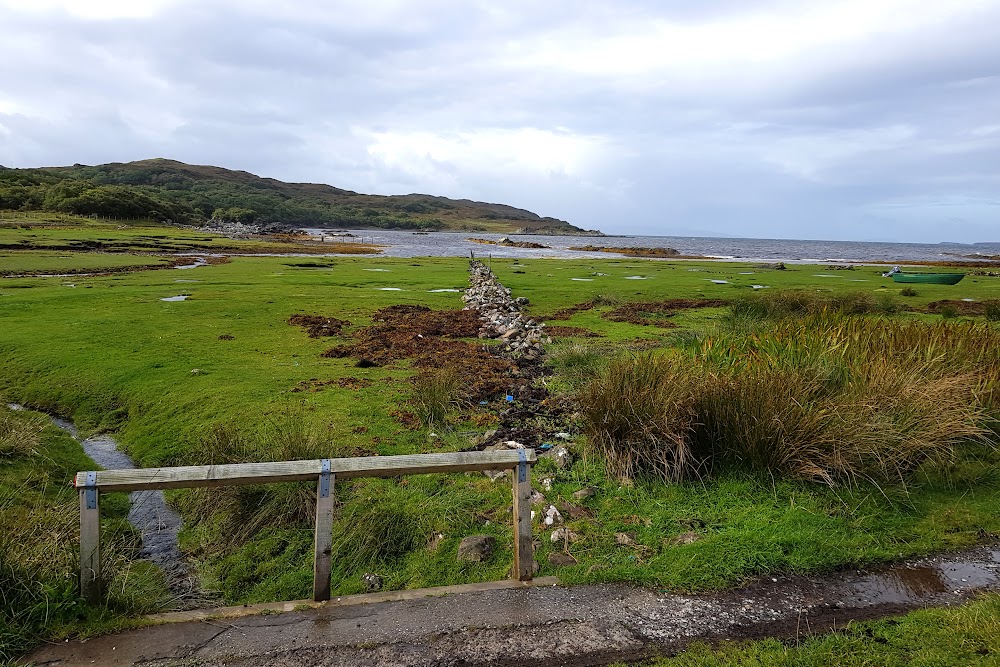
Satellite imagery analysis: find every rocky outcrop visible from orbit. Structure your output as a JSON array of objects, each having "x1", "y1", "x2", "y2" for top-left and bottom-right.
[{"x1": 463, "y1": 260, "x2": 546, "y2": 360}]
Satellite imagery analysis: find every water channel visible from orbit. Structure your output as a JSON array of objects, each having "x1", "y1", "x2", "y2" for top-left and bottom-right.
[{"x1": 8, "y1": 403, "x2": 204, "y2": 606}]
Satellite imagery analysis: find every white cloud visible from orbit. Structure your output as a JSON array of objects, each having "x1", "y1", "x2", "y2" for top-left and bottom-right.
[
  {"x1": 0, "y1": 0, "x2": 178, "y2": 19},
  {"x1": 360, "y1": 127, "x2": 611, "y2": 186}
]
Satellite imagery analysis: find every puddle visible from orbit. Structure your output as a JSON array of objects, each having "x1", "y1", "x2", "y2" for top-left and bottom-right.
[
  {"x1": 751, "y1": 285, "x2": 770, "y2": 289},
  {"x1": 175, "y1": 257, "x2": 208, "y2": 270},
  {"x1": 160, "y1": 295, "x2": 189, "y2": 301},
  {"x1": 8, "y1": 403, "x2": 202, "y2": 604},
  {"x1": 708, "y1": 280, "x2": 729, "y2": 284},
  {"x1": 428, "y1": 289, "x2": 462, "y2": 292},
  {"x1": 739, "y1": 272, "x2": 755, "y2": 275},
  {"x1": 624, "y1": 276, "x2": 648, "y2": 280},
  {"x1": 571, "y1": 278, "x2": 594, "y2": 282},
  {"x1": 378, "y1": 287, "x2": 403, "y2": 291},
  {"x1": 847, "y1": 559, "x2": 998, "y2": 605},
  {"x1": 364, "y1": 268, "x2": 391, "y2": 272},
  {"x1": 813, "y1": 274, "x2": 836, "y2": 277}
]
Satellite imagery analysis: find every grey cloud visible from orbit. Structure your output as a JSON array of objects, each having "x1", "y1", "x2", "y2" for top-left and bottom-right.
[{"x1": 1, "y1": 0, "x2": 999, "y2": 242}]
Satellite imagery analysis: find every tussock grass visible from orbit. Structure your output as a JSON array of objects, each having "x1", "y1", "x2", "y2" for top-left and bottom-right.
[
  {"x1": 724, "y1": 290, "x2": 900, "y2": 331},
  {"x1": 178, "y1": 407, "x2": 337, "y2": 545},
  {"x1": 0, "y1": 405, "x2": 167, "y2": 661},
  {"x1": 582, "y1": 316, "x2": 999, "y2": 486},
  {"x1": 549, "y1": 343, "x2": 608, "y2": 389},
  {"x1": 0, "y1": 409, "x2": 47, "y2": 458},
  {"x1": 410, "y1": 368, "x2": 464, "y2": 427}
]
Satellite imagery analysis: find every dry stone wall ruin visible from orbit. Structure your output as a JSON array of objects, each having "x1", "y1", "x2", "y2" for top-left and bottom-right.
[{"x1": 462, "y1": 260, "x2": 547, "y2": 360}]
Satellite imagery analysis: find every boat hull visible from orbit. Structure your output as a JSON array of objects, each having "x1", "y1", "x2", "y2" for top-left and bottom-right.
[{"x1": 891, "y1": 273, "x2": 965, "y2": 285}]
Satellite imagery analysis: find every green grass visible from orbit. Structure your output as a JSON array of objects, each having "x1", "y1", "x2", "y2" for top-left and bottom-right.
[
  {"x1": 582, "y1": 316, "x2": 998, "y2": 485},
  {"x1": 3, "y1": 224, "x2": 1000, "y2": 658},
  {"x1": 0, "y1": 405, "x2": 169, "y2": 662},
  {"x1": 0, "y1": 250, "x2": 172, "y2": 275},
  {"x1": 628, "y1": 593, "x2": 1000, "y2": 666}
]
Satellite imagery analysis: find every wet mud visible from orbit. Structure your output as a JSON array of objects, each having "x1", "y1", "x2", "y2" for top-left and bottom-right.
[
  {"x1": 26, "y1": 544, "x2": 1000, "y2": 667},
  {"x1": 316, "y1": 305, "x2": 523, "y2": 403}
]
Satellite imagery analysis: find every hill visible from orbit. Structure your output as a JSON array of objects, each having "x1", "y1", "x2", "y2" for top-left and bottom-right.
[{"x1": 0, "y1": 159, "x2": 595, "y2": 234}]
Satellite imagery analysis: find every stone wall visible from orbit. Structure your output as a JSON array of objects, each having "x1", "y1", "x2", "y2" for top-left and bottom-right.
[{"x1": 462, "y1": 260, "x2": 546, "y2": 360}]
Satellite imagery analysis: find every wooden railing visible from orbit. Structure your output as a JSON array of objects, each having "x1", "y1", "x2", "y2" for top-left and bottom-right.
[{"x1": 75, "y1": 450, "x2": 536, "y2": 604}]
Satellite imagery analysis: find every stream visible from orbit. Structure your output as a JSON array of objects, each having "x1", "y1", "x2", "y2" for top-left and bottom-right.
[{"x1": 8, "y1": 403, "x2": 208, "y2": 607}]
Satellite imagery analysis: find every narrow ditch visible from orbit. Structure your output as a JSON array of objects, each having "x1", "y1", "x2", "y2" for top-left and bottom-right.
[{"x1": 8, "y1": 403, "x2": 212, "y2": 608}]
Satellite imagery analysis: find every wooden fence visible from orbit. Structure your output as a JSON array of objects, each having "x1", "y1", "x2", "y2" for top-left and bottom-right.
[{"x1": 74, "y1": 450, "x2": 536, "y2": 604}]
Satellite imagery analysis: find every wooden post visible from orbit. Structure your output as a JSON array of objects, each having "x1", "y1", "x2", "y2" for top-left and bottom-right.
[
  {"x1": 79, "y1": 472, "x2": 101, "y2": 604},
  {"x1": 312, "y1": 460, "x2": 335, "y2": 601},
  {"x1": 512, "y1": 452, "x2": 533, "y2": 581}
]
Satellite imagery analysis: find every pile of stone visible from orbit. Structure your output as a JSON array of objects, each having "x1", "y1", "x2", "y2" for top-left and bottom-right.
[
  {"x1": 198, "y1": 220, "x2": 262, "y2": 239},
  {"x1": 462, "y1": 260, "x2": 546, "y2": 360}
]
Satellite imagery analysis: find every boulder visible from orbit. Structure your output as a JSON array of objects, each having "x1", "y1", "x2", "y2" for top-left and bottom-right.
[
  {"x1": 457, "y1": 535, "x2": 496, "y2": 562},
  {"x1": 547, "y1": 552, "x2": 578, "y2": 566}
]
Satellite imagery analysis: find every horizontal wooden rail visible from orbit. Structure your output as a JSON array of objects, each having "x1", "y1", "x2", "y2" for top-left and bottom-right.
[
  {"x1": 74, "y1": 451, "x2": 535, "y2": 492},
  {"x1": 77, "y1": 450, "x2": 536, "y2": 605}
]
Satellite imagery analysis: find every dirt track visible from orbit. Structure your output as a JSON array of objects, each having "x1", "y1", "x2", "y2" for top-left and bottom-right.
[{"x1": 26, "y1": 543, "x2": 1000, "y2": 667}]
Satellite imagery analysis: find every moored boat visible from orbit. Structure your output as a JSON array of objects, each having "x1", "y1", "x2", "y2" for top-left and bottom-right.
[{"x1": 890, "y1": 272, "x2": 965, "y2": 285}]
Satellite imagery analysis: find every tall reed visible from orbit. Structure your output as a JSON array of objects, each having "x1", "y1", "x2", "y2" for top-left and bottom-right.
[{"x1": 581, "y1": 316, "x2": 999, "y2": 486}]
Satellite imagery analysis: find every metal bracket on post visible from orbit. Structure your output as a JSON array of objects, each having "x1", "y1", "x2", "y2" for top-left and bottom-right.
[
  {"x1": 84, "y1": 471, "x2": 98, "y2": 509},
  {"x1": 517, "y1": 449, "x2": 527, "y2": 483},
  {"x1": 319, "y1": 459, "x2": 331, "y2": 498}
]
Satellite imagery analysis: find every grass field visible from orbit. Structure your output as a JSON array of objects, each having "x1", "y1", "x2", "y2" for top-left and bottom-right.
[
  {"x1": 627, "y1": 592, "x2": 1000, "y2": 666},
  {"x1": 1, "y1": 218, "x2": 999, "y2": 660}
]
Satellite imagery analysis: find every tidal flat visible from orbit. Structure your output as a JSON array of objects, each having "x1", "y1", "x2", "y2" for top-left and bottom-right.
[{"x1": 2, "y1": 216, "x2": 999, "y2": 660}]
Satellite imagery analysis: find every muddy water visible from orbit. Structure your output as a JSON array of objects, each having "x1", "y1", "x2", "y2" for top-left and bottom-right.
[{"x1": 9, "y1": 403, "x2": 203, "y2": 604}]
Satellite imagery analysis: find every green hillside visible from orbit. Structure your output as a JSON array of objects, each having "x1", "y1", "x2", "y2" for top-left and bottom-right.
[{"x1": 0, "y1": 158, "x2": 592, "y2": 234}]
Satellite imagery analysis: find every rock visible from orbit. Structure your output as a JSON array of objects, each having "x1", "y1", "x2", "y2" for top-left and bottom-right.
[
  {"x1": 539, "y1": 477, "x2": 553, "y2": 492},
  {"x1": 615, "y1": 531, "x2": 638, "y2": 546},
  {"x1": 541, "y1": 445, "x2": 572, "y2": 469},
  {"x1": 554, "y1": 432, "x2": 572, "y2": 440},
  {"x1": 503, "y1": 440, "x2": 525, "y2": 449},
  {"x1": 190, "y1": 368, "x2": 203, "y2": 375},
  {"x1": 361, "y1": 573, "x2": 383, "y2": 592},
  {"x1": 514, "y1": 297, "x2": 530, "y2": 306},
  {"x1": 550, "y1": 527, "x2": 580, "y2": 544},
  {"x1": 547, "y1": 552, "x2": 578, "y2": 566},
  {"x1": 572, "y1": 487, "x2": 596, "y2": 500},
  {"x1": 556, "y1": 501, "x2": 590, "y2": 520},
  {"x1": 667, "y1": 531, "x2": 702, "y2": 546},
  {"x1": 542, "y1": 505, "x2": 563, "y2": 527},
  {"x1": 530, "y1": 489, "x2": 546, "y2": 505},
  {"x1": 457, "y1": 535, "x2": 496, "y2": 562}
]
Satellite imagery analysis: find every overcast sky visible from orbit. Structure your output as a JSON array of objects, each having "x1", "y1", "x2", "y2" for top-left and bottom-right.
[{"x1": 1, "y1": 0, "x2": 999, "y2": 242}]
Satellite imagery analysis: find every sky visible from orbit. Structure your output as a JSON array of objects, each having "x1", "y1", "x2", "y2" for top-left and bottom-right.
[{"x1": 1, "y1": 0, "x2": 999, "y2": 243}]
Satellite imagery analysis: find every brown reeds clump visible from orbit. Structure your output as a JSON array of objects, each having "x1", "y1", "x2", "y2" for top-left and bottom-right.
[{"x1": 581, "y1": 316, "x2": 999, "y2": 486}]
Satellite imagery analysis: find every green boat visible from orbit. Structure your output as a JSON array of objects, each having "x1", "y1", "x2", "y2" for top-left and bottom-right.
[{"x1": 889, "y1": 272, "x2": 965, "y2": 285}]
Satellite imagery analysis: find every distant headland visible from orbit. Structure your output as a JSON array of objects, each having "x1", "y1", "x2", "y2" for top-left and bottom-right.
[{"x1": 0, "y1": 158, "x2": 599, "y2": 235}]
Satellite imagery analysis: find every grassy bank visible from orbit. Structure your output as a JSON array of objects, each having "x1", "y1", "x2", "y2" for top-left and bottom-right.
[
  {"x1": 2, "y1": 226, "x2": 1000, "y2": 657},
  {"x1": 0, "y1": 405, "x2": 167, "y2": 662},
  {"x1": 627, "y1": 592, "x2": 1000, "y2": 666}
]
